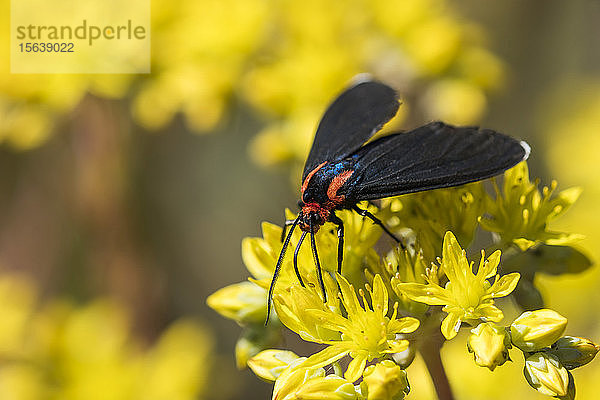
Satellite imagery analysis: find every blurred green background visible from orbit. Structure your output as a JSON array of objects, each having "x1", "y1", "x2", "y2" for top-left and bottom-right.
[{"x1": 0, "y1": 0, "x2": 599, "y2": 399}]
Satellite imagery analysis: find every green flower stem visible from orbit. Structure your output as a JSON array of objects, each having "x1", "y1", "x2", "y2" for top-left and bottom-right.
[{"x1": 419, "y1": 331, "x2": 454, "y2": 400}]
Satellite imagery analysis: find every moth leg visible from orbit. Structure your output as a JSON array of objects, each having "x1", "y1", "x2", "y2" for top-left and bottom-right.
[
  {"x1": 280, "y1": 218, "x2": 297, "y2": 242},
  {"x1": 352, "y1": 205, "x2": 405, "y2": 249},
  {"x1": 309, "y1": 219, "x2": 327, "y2": 302},
  {"x1": 329, "y1": 213, "x2": 345, "y2": 275},
  {"x1": 293, "y1": 231, "x2": 308, "y2": 287}
]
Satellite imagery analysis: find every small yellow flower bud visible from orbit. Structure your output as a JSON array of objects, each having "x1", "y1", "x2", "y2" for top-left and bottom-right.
[
  {"x1": 511, "y1": 309, "x2": 567, "y2": 352},
  {"x1": 295, "y1": 375, "x2": 359, "y2": 400},
  {"x1": 523, "y1": 352, "x2": 570, "y2": 397},
  {"x1": 247, "y1": 349, "x2": 299, "y2": 382},
  {"x1": 206, "y1": 281, "x2": 266, "y2": 324},
  {"x1": 549, "y1": 336, "x2": 600, "y2": 370},
  {"x1": 467, "y1": 322, "x2": 511, "y2": 370},
  {"x1": 272, "y1": 362, "x2": 326, "y2": 400},
  {"x1": 362, "y1": 360, "x2": 409, "y2": 400}
]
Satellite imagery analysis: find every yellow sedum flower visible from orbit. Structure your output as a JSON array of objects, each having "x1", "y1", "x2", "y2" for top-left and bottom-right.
[
  {"x1": 467, "y1": 322, "x2": 511, "y2": 371},
  {"x1": 362, "y1": 360, "x2": 409, "y2": 400},
  {"x1": 479, "y1": 162, "x2": 583, "y2": 250},
  {"x1": 510, "y1": 309, "x2": 567, "y2": 352},
  {"x1": 395, "y1": 231, "x2": 520, "y2": 340},
  {"x1": 272, "y1": 272, "x2": 342, "y2": 343},
  {"x1": 275, "y1": 274, "x2": 419, "y2": 383}
]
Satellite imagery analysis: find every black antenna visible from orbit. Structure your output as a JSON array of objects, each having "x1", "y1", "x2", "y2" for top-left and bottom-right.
[{"x1": 265, "y1": 214, "x2": 301, "y2": 325}]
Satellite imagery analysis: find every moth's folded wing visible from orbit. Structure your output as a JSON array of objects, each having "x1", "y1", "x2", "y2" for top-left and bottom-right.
[
  {"x1": 303, "y1": 80, "x2": 399, "y2": 181},
  {"x1": 342, "y1": 122, "x2": 528, "y2": 202}
]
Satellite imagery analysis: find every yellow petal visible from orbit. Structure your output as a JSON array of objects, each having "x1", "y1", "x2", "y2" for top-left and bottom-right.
[
  {"x1": 294, "y1": 375, "x2": 358, "y2": 400},
  {"x1": 371, "y1": 275, "x2": 388, "y2": 316},
  {"x1": 482, "y1": 250, "x2": 501, "y2": 279},
  {"x1": 524, "y1": 353, "x2": 570, "y2": 397},
  {"x1": 344, "y1": 352, "x2": 368, "y2": 382},
  {"x1": 336, "y1": 274, "x2": 362, "y2": 317},
  {"x1": 388, "y1": 317, "x2": 420, "y2": 334},
  {"x1": 306, "y1": 309, "x2": 348, "y2": 332},
  {"x1": 273, "y1": 363, "x2": 325, "y2": 400},
  {"x1": 441, "y1": 231, "x2": 471, "y2": 283},
  {"x1": 248, "y1": 349, "x2": 299, "y2": 381},
  {"x1": 489, "y1": 272, "x2": 520, "y2": 297},
  {"x1": 206, "y1": 281, "x2": 266, "y2": 323},
  {"x1": 393, "y1": 283, "x2": 450, "y2": 305},
  {"x1": 441, "y1": 312, "x2": 462, "y2": 340},
  {"x1": 385, "y1": 339, "x2": 410, "y2": 354},
  {"x1": 273, "y1": 285, "x2": 341, "y2": 342},
  {"x1": 263, "y1": 221, "x2": 287, "y2": 248},
  {"x1": 301, "y1": 344, "x2": 350, "y2": 370},
  {"x1": 476, "y1": 303, "x2": 504, "y2": 322},
  {"x1": 273, "y1": 293, "x2": 318, "y2": 342},
  {"x1": 242, "y1": 237, "x2": 275, "y2": 279}
]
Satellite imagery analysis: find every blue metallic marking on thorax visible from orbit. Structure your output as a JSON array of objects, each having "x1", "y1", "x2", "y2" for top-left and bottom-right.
[{"x1": 302, "y1": 158, "x2": 356, "y2": 204}]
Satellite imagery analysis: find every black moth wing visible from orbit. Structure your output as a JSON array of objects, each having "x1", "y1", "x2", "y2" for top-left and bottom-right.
[
  {"x1": 302, "y1": 79, "x2": 400, "y2": 181},
  {"x1": 340, "y1": 122, "x2": 529, "y2": 202}
]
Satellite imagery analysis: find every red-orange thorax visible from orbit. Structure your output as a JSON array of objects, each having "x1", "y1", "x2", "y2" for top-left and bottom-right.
[{"x1": 299, "y1": 160, "x2": 355, "y2": 232}]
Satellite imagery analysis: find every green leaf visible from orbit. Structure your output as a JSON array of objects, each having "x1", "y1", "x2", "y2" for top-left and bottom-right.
[{"x1": 502, "y1": 244, "x2": 592, "y2": 276}]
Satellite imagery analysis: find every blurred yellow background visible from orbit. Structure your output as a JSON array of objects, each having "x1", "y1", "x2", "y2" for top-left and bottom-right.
[{"x1": 0, "y1": 0, "x2": 599, "y2": 398}]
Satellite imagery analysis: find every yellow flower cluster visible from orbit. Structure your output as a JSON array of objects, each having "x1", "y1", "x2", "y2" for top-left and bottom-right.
[
  {"x1": 479, "y1": 162, "x2": 583, "y2": 251},
  {"x1": 462, "y1": 310, "x2": 599, "y2": 398},
  {"x1": 208, "y1": 163, "x2": 597, "y2": 400},
  {"x1": 248, "y1": 275, "x2": 418, "y2": 400},
  {"x1": 275, "y1": 274, "x2": 419, "y2": 382},
  {"x1": 0, "y1": 275, "x2": 214, "y2": 400},
  {"x1": 379, "y1": 182, "x2": 486, "y2": 259},
  {"x1": 0, "y1": 0, "x2": 503, "y2": 152},
  {"x1": 207, "y1": 207, "x2": 383, "y2": 367}
]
